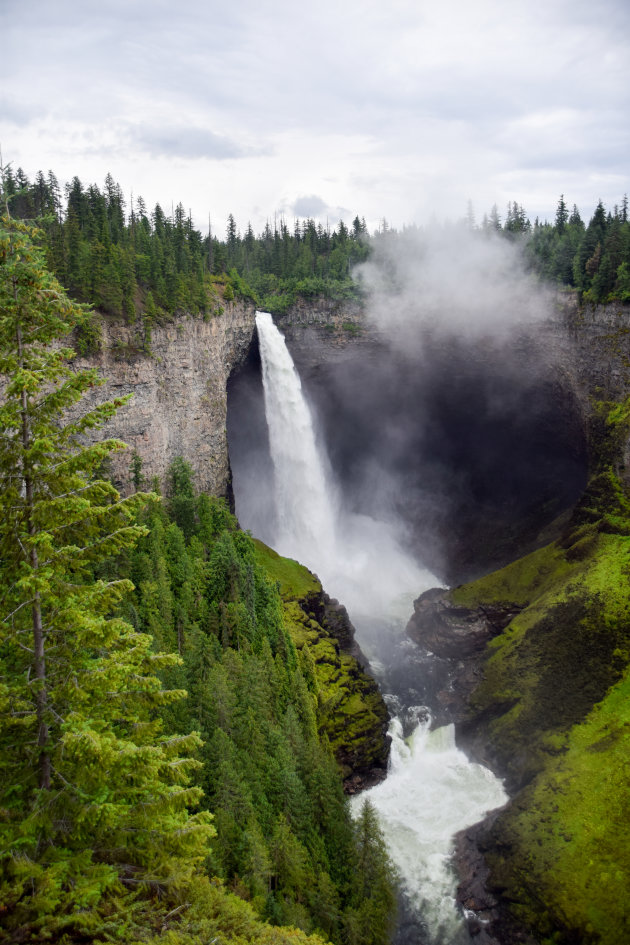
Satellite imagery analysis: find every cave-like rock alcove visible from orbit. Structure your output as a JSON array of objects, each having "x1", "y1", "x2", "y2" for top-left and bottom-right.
[{"x1": 227, "y1": 322, "x2": 588, "y2": 585}]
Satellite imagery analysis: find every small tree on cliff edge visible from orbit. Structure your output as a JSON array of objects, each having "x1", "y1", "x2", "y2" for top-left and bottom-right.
[{"x1": 0, "y1": 214, "x2": 214, "y2": 940}]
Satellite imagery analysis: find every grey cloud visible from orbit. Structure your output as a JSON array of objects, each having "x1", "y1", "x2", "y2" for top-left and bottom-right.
[
  {"x1": 0, "y1": 97, "x2": 41, "y2": 127},
  {"x1": 292, "y1": 195, "x2": 328, "y2": 217},
  {"x1": 516, "y1": 148, "x2": 629, "y2": 177},
  {"x1": 130, "y1": 125, "x2": 264, "y2": 161},
  {"x1": 1, "y1": 0, "x2": 628, "y2": 230},
  {"x1": 494, "y1": 109, "x2": 629, "y2": 178}
]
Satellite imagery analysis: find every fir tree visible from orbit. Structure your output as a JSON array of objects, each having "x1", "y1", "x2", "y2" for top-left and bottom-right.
[{"x1": 555, "y1": 194, "x2": 569, "y2": 234}]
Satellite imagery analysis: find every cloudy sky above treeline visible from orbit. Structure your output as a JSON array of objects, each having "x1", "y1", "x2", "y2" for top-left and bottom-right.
[{"x1": 1, "y1": 0, "x2": 629, "y2": 235}]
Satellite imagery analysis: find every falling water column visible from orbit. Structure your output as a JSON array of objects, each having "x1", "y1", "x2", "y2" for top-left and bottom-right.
[{"x1": 255, "y1": 310, "x2": 337, "y2": 565}]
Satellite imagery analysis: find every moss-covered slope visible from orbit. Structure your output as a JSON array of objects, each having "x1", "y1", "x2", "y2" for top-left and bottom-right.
[
  {"x1": 253, "y1": 540, "x2": 390, "y2": 788},
  {"x1": 485, "y1": 672, "x2": 630, "y2": 945},
  {"x1": 452, "y1": 465, "x2": 630, "y2": 944}
]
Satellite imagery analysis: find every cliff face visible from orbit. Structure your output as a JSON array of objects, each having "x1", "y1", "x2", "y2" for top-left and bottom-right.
[
  {"x1": 80, "y1": 295, "x2": 630, "y2": 513},
  {"x1": 76, "y1": 301, "x2": 256, "y2": 496},
  {"x1": 564, "y1": 296, "x2": 630, "y2": 403}
]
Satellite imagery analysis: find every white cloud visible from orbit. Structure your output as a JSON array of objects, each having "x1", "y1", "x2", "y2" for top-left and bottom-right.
[{"x1": 1, "y1": 0, "x2": 628, "y2": 232}]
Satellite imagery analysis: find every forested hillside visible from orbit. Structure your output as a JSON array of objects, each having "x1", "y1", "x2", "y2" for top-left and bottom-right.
[
  {"x1": 0, "y1": 214, "x2": 396, "y2": 945},
  {"x1": 1, "y1": 168, "x2": 368, "y2": 321},
  {"x1": 524, "y1": 195, "x2": 630, "y2": 303}
]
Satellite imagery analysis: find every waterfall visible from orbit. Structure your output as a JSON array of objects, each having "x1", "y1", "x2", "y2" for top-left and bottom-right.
[
  {"x1": 256, "y1": 310, "x2": 337, "y2": 568},
  {"x1": 253, "y1": 311, "x2": 507, "y2": 945}
]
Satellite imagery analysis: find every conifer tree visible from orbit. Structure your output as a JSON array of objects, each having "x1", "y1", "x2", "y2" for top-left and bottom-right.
[
  {"x1": 0, "y1": 213, "x2": 214, "y2": 941},
  {"x1": 555, "y1": 194, "x2": 569, "y2": 233},
  {"x1": 345, "y1": 800, "x2": 397, "y2": 945}
]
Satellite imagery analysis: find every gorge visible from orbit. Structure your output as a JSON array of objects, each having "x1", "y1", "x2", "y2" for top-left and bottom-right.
[
  {"x1": 249, "y1": 309, "x2": 508, "y2": 945},
  {"x1": 73, "y1": 288, "x2": 630, "y2": 945}
]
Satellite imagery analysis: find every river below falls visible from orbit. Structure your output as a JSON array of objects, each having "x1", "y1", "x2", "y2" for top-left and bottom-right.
[{"x1": 348, "y1": 607, "x2": 508, "y2": 945}]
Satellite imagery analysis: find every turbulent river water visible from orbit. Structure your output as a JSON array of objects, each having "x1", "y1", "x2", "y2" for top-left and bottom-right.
[{"x1": 238, "y1": 312, "x2": 508, "y2": 944}]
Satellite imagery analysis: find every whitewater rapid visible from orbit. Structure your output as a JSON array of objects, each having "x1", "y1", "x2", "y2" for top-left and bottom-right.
[
  {"x1": 249, "y1": 311, "x2": 508, "y2": 943},
  {"x1": 350, "y1": 717, "x2": 507, "y2": 943}
]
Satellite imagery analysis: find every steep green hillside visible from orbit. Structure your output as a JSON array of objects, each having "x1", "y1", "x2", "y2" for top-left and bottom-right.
[
  {"x1": 454, "y1": 454, "x2": 630, "y2": 944},
  {"x1": 118, "y1": 467, "x2": 395, "y2": 945}
]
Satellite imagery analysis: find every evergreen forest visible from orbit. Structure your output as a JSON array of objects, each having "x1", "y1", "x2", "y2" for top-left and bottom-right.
[{"x1": 0, "y1": 212, "x2": 396, "y2": 944}]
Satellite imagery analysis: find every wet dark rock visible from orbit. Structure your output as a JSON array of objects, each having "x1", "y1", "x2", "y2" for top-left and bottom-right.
[
  {"x1": 405, "y1": 588, "x2": 522, "y2": 726},
  {"x1": 454, "y1": 819, "x2": 540, "y2": 945},
  {"x1": 455, "y1": 818, "x2": 502, "y2": 919},
  {"x1": 406, "y1": 588, "x2": 522, "y2": 660},
  {"x1": 322, "y1": 594, "x2": 365, "y2": 663}
]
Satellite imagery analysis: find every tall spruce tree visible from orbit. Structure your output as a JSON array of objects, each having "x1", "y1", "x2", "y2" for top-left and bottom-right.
[{"x1": 0, "y1": 214, "x2": 214, "y2": 941}]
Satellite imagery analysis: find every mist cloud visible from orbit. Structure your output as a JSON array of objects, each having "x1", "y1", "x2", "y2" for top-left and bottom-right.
[{"x1": 355, "y1": 225, "x2": 554, "y2": 345}]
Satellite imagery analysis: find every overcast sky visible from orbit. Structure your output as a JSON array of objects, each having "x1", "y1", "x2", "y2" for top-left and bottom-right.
[{"x1": 1, "y1": 0, "x2": 629, "y2": 235}]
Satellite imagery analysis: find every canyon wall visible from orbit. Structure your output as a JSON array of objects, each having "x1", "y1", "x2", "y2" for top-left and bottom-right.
[
  {"x1": 75, "y1": 301, "x2": 256, "y2": 496},
  {"x1": 79, "y1": 294, "x2": 630, "y2": 570},
  {"x1": 564, "y1": 296, "x2": 630, "y2": 403},
  {"x1": 76, "y1": 296, "x2": 366, "y2": 497}
]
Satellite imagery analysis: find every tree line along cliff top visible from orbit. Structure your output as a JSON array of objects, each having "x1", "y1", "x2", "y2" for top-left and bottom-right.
[{"x1": 3, "y1": 168, "x2": 630, "y2": 333}]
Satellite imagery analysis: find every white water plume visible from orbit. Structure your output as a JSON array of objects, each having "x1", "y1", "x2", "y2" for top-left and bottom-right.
[{"x1": 352, "y1": 717, "x2": 508, "y2": 944}]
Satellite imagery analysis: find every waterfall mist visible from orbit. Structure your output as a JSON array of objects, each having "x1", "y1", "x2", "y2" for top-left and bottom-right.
[{"x1": 356, "y1": 223, "x2": 554, "y2": 344}]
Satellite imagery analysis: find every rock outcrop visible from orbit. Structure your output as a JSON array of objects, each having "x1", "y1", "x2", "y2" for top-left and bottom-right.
[
  {"x1": 252, "y1": 540, "x2": 390, "y2": 791},
  {"x1": 406, "y1": 587, "x2": 522, "y2": 661}
]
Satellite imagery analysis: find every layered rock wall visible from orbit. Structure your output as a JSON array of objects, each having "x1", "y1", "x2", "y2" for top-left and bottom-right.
[{"x1": 564, "y1": 296, "x2": 630, "y2": 402}]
